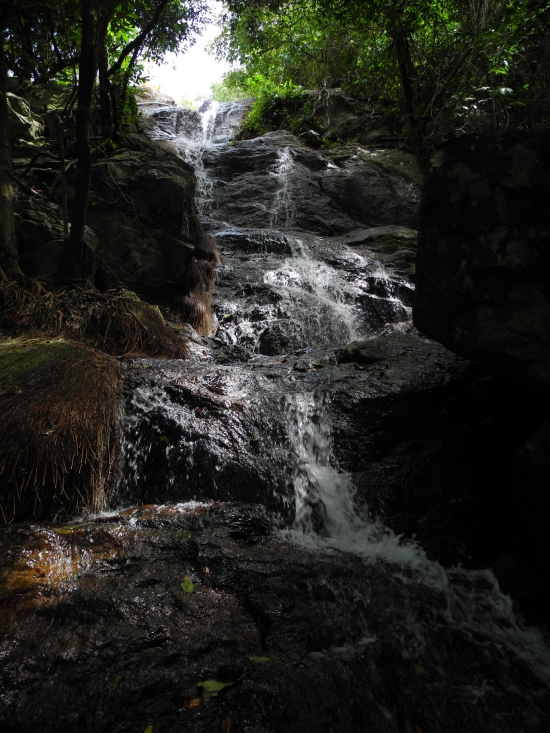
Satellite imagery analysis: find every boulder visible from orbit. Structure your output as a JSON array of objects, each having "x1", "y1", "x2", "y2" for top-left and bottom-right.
[
  {"x1": 414, "y1": 129, "x2": 550, "y2": 393},
  {"x1": 7, "y1": 92, "x2": 44, "y2": 140},
  {"x1": 85, "y1": 133, "x2": 201, "y2": 298}
]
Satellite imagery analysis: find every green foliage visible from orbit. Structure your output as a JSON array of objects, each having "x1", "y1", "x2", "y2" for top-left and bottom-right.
[
  {"x1": 240, "y1": 76, "x2": 311, "y2": 136},
  {"x1": 197, "y1": 679, "x2": 235, "y2": 695},
  {"x1": 217, "y1": 0, "x2": 550, "y2": 147},
  {"x1": 180, "y1": 576, "x2": 194, "y2": 592}
]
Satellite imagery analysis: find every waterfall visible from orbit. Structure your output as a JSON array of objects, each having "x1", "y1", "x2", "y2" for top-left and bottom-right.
[
  {"x1": 270, "y1": 147, "x2": 297, "y2": 228},
  {"x1": 284, "y1": 389, "x2": 550, "y2": 686},
  {"x1": 263, "y1": 236, "x2": 361, "y2": 347}
]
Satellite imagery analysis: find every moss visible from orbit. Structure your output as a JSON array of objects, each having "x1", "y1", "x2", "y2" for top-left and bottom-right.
[{"x1": 0, "y1": 337, "x2": 89, "y2": 389}]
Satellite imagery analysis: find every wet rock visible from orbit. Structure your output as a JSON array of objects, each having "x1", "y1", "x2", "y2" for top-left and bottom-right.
[
  {"x1": 1, "y1": 502, "x2": 549, "y2": 733},
  {"x1": 120, "y1": 359, "x2": 295, "y2": 520},
  {"x1": 333, "y1": 226, "x2": 418, "y2": 281},
  {"x1": 414, "y1": 129, "x2": 550, "y2": 394},
  {"x1": 203, "y1": 136, "x2": 420, "y2": 235},
  {"x1": 258, "y1": 321, "x2": 293, "y2": 355}
]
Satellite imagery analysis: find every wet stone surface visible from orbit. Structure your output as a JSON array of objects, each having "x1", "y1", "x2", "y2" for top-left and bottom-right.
[
  {"x1": 1, "y1": 503, "x2": 550, "y2": 733},
  {"x1": 2, "y1": 102, "x2": 550, "y2": 732}
]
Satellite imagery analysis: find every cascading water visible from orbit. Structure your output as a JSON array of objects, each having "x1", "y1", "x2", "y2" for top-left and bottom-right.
[
  {"x1": 284, "y1": 389, "x2": 550, "y2": 687},
  {"x1": 270, "y1": 147, "x2": 297, "y2": 228},
  {"x1": 2, "y1": 99, "x2": 540, "y2": 731}
]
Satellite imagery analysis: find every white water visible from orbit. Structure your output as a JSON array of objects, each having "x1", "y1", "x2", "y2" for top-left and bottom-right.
[
  {"x1": 284, "y1": 390, "x2": 550, "y2": 684},
  {"x1": 263, "y1": 236, "x2": 361, "y2": 347},
  {"x1": 270, "y1": 147, "x2": 297, "y2": 228}
]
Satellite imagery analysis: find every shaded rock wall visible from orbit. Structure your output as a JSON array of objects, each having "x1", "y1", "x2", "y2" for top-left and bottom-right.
[
  {"x1": 8, "y1": 80, "x2": 219, "y2": 335},
  {"x1": 414, "y1": 129, "x2": 550, "y2": 394}
]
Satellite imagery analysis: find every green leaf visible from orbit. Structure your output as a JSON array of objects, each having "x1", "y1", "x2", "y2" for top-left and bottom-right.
[
  {"x1": 249, "y1": 656, "x2": 270, "y2": 663},
  {"x1": 144, "y1": 727, "x2": 153, "y2": 733},
  {"x1": 180, "y1": 530, "x2": 192, "y2": 542},
  {"x1": 197, "y1": 679, "x2": 233, "y2": 695},
  {"x1": 181, "y1": 577, "x2": 194, "y2": 593},
  {"x1": 52, "y1": 524, "x2": 80, "y2": 534},
  {"x1": 159, "y1": 435, "x2": 170, "y2": 446},
  {"x1": 113, "y1": 674, "x2": 122, "y2": 688}
]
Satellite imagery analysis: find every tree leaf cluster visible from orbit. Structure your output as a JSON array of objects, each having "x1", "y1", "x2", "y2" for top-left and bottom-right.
[{"x1": 214, "y1": 0, "x2": 550, "y2": 148}]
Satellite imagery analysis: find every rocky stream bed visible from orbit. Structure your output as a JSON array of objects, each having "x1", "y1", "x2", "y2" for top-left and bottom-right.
[{"x1": 1, "y1": 101, "x2": 550, "y2": 733}]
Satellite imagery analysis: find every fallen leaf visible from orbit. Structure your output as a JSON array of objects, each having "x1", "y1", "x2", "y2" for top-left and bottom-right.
[
  {"x1": 186, "y1": 697, "x2": 201, "y2": 709},
  {"x1": 181, "y1": 577, "x2": 194, "y2": 593},
  {"x1": 197, "y1": 679, "x2": 234, "y2": 695},
  {"x1": 249, "y1": 656, "x2": 270, "y2": 663},
  {"x1": 52, "y1": 524, "x2": 80, "y2": 534}
]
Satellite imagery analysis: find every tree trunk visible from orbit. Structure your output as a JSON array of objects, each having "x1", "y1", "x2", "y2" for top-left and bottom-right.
[
  {"x1": 393, "y1": 28, "x2": 420, "y2": 142},
  {"x1": 98, "y1": 41, "x2": 113, "y2": 136},
  {"x1": 65, "y1": 0, "x2": 98, "y2": 280},
  {"x1": 0, "y1": 45, "x2": 19, "y2": 281}
]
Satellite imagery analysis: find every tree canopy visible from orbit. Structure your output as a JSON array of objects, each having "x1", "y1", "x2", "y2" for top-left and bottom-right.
[{"x1": 213, "y1": 0, "x2": 550, "y2": 145}]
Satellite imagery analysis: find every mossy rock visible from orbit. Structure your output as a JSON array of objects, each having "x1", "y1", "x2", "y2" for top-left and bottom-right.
[{"x1": 0, "y1": 337, "x2": 123, "y2": 523}]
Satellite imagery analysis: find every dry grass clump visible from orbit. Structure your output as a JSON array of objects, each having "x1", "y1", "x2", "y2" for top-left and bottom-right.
[
  {"x1": 0, "y1": 337, "x2": 123, "y2": 523},
  {"x1": 0, "y1": 276, "x2": 186, "y2": 357}
]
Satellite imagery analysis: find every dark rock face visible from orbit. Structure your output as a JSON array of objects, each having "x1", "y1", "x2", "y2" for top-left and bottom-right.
[
  {"x1": 86, "y1": 133, "x2": 201, "y2": 299},
  {"x1": 511, "y1": 421, "x2": 550, "y2": 586},
  {"x1": 414, "y1": 129, "x2": 550, "y2": 394},
  {"x1": 12, "y1": 113, "x2": 217, "y2": 329},
  {"x1": 204, "y1": 138, "x2": 420, "y2": 235}
]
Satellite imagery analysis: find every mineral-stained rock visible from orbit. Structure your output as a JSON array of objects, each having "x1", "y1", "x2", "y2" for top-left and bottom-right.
[{"x1": 414, "y1": 129, "x2": 550, "y2": 394}]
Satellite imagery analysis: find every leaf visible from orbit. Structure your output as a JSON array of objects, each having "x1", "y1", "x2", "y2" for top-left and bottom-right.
[
  {"x1": 186, "y1": 697, "x2": 201, "y2": 708},
  {"x1": 249, "y1": 656, "x2": 270, "y2": 663},
  {"x1": 52, "y1": 524, "x2": 80, "y2": 534},
  {"x1": 197, "y1": 679, "x2": 234, "y2": 695},
  {"x1": 113, "y1": 674, "x2": 122, "y2": 688},
  {"x1": 181, "y1": 577, "x2": 194, "y2": 593},
  {"x1": 180, "y1": 530, "x2": 192, "y2": 542},
  {"x1": 144, "y1": 727, "x2": 153, "y2": 733},
  {"x1": 159, "y1": 435, "x2": 170, "y2": 446}
]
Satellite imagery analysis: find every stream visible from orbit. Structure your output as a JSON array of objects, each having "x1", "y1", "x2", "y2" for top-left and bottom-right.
[{"x1": 1, "y1": 101, "x2": 549, "y2": 733}]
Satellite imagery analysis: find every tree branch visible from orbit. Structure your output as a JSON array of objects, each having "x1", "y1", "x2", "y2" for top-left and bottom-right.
[{"x1": 106, "y1": 0, "x2": 171, "y2": 78}]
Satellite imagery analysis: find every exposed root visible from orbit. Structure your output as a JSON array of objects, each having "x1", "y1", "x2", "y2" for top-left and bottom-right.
[
  {"x1": 0, "y1": 280, "x2": 186, "y2": 358},
  {"x1": 173, "y1": 252, "x2": 219, "y2": 336},
  {"x1": 0, "y1": 338, "x2": 123, "y2": 523}
]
